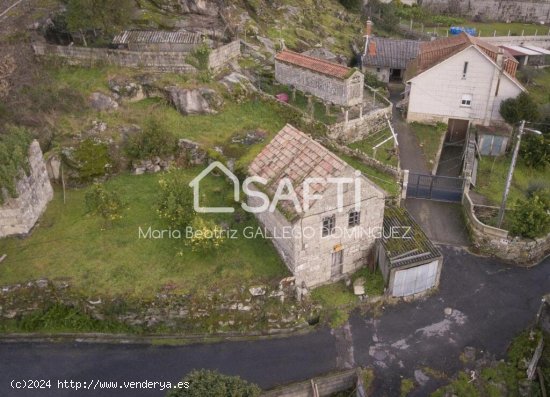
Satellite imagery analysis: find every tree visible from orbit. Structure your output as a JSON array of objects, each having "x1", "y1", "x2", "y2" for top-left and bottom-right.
[
  {"x1": 508, "y1": 195, "x2": 550, "y2": 239},
  {"x1": 85, "y1": 183, "x2": 125, "y2": 225},
  {"x1": 519, "y1": 134, "x2": 550, "y2": 168},
  {"x1": 65, "y1": 0, "x2": 134, "y2": 44},
  {"x1": 499, "y1": 92, "x2": 540, "y2": 125},
  {"x1": 166, "y1": 370, "x2": 261, "y2": 397},
  {"x1": 157, "y1": 169, "x2": 195, "y2": 230}
]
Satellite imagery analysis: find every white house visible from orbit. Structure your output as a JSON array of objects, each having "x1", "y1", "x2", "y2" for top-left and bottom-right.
[
  {"x1": 405, "y1": 33, "x2": 525, "y2": 128},
  {"x1": 247, "y1": 124, "x2": 386, "y2": 288}
]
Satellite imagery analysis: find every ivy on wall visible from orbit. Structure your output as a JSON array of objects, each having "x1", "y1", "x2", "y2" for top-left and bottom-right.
[{"x1": 0, "y1": 126, "x2": 32, "y2": 205}]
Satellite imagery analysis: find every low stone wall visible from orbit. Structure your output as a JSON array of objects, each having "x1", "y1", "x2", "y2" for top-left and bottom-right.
[
  {"x1": 0, "y1": 141, "x2": 53, "y2": 238},
  {"x1": 463, "y1": 193, "x2": 550, "y2": 265},
  {"x1": 32, "y1": 42, "x2": 241, "y2": 73},
  {"x1": 208, "y1": 40, "x2": 241, "y2": 71},
  {"x1": 262, "y1": 369, "x2": 360, "y2": 397},
  {"x1": 328, "y1": 105, "x2": 392, "y2": 143},
  {"x1": 333, "y1": 143, "x2": 401, "y2": 179}
]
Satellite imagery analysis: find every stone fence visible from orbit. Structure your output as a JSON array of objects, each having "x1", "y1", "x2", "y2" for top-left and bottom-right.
[
  {"x1": 463, "y1": 192, "x2": 550, "y2": 265},
  {"x1": 0, "y1": 141, "x2": 53, "y2": 238},
  {"x1": 332, "y1": 143, "x2": 401, "y2": 179},
  {"x1": 328, "y1": 104, "x2": 393, "y2": 143},
  {"x1": 32, "y1": 40, "x2": 241, "y2": 73},
  {"x1": 262, "y1": 368, "x2": 364, "y2": 397}
]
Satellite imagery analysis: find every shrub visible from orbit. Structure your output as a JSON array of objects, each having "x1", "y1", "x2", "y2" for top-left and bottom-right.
[
  {"x1": 499, "y1": 93, "x2": 540, "y2": 125},
  {"x1": 72, "y1": 139, "x2": 111, "y2": 182},
  {"x1": 85, "y1": 183, "x2": 125, "y2": 224},
  {"x1": 508, "y1": 195, "x2": 550, "y2": 238},
  {"x1": 339, "y1": 0, "x2": 362, "y2": 12},
  {"x1": 166, "y1": 370, "x2": 261, "y2": 397},
  {"x1": 520, "y1": 134, "x2": 550, "y2": 168},
  {"x1": 184, "y1": 217, "x2": 226, "y2": 253},
  {"x1": 157, "y1": 169, "x2": 195, "y2": 230},
  {"x1": 0, "y1": 126, "x2": 32, "y2": 204},
  {"x1": 125, "y1": 118, "x2": 177, "y2": 160}
]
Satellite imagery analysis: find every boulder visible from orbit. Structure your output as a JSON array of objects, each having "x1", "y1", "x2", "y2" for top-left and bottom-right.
[
  {"x1": 221, "y1": 72, "x2": 257, "y2": 94},
  {"x1": 165, "y1": 87, "x2": 223, "y2": 116},
  {"x1": 108, "y1": 78, "x2": 145, "y2": 102},
  {"x1": 153, "y1": 0, "x2": 219, "y2": 16},
  {"x1": 353, "y1": 277, "x2": 366, "y2": 295},
  {"x1": 178, "y1": 139, "x2": 207, "y2": 165},
  {"x1": 249, "y1": 285, "x2": 266, "y2": 297},
  {"x1": 89, "y1": 92, "x2": 119, "y2": 111}
]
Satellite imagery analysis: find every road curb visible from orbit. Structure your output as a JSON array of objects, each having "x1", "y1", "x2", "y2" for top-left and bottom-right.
[{"x1": 0, "y1": 326, "x2": 316, "y2": 345}]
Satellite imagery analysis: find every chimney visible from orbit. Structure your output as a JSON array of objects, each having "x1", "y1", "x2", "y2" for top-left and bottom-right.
[
  {"x1": 368, "y1": 40, "x2": 377, "y2": 56},
  {"x1": 365, "y1": 19, "x2": 373, "y2": 37}
]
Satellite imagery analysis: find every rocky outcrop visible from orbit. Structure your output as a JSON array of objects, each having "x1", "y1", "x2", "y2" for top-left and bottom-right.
[
  {"x1": 108, "y1": 78, "x2": 145, "y2": 102},
  {"x1": 151, "y1": 0, "x2": 219, "y2": 16},
  {"x1": 165, "y1": 86, "x2": 223, "y2": 115},
  {"x1": 0, "y1": 141, "x2": 54, "y2": 238},
  {"x1": 89, "y1": 92, "x2": 119, "y2": 111}
]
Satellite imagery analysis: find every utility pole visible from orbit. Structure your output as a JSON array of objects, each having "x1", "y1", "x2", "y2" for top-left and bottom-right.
[{"x1": 497, "y1": 120, "x2": 525, "y2": 228}]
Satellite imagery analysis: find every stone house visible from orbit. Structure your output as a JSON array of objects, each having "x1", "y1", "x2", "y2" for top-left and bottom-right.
[
  {"x1": 376, "y1": 206, "x2": 443, "y2": 298},
  {"x1": 361, "y1": 20, "x2": 421, "y2": 83},
  {"x1": 248, "y1": 124, "x2": 386, "y2": 288},
  {"x1": 112, "y1": 30, "x2": 204, "y2": 52},
  {"x1": 405, "y1": 33, "x2": 525, "y2": 129},
  {"x1": 274, "y1": 50, "x2": 364, "y2": 107},
  {"x1": 0, "y1": 140, "x2": 53, "y2": 238}
]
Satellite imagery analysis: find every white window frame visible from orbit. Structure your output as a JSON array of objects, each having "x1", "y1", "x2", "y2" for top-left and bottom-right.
[{"x1": 461, "y1": 94, "x2": 473, "y2": 107}]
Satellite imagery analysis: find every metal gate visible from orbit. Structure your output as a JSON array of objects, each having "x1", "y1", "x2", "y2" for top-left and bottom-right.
[{"x1": 407, "y1": 173, "x2": 464, "y2": 202}]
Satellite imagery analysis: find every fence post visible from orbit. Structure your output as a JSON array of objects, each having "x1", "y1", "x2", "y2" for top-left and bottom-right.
[{"x1": 401, "y1": 170, "x2": 409, "y2": 200}]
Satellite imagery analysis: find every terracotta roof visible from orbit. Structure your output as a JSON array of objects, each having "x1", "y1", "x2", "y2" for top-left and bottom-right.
[
  {"x1": 414, "y1": 32, "x2": 518, "y2": 77},
  {"x1": 362, "y1": 37, "x2": 421, "y2": 69},
  {"x1": 112, "y1": 30, "x2": 203, "y2": 45},
  {"x1": 248, "y1": 124, "x2": 350, "y2": 218},
  {"x1": 275, "y1": 50, "x2": 354, "y2": 79}
]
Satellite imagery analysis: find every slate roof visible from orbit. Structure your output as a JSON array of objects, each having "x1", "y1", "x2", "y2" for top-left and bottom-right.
[
  {"x1": 275, "y1": 50, "x2": 354, "y2": 80},
  {"x1": 381, "y1": 206, "x2": 442, "y2": 268},
  {"x1": 414, "y1": 32, "x2": 518, "y2": 77},
  {"x1": 112, "y1": 30, "x2": 203, "y2": 45},
  {"x1": 362, "y1": 37, "x2": 421, "y2": 69},
  {"x1": 248, "y1": 124, "x2": 351, "y2": 218}
]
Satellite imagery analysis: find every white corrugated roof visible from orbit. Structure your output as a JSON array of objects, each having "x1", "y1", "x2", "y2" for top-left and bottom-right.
[
  {"x1": 521, "y1": 45, "x2": 550, "y2": 55},
  {"x1": 112, "y1": 30, "x2": 203, "y2": 45}
]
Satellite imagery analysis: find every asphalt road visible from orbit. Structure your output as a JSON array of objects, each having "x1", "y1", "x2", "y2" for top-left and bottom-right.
[{"x1": 1, "y1": 247, "x2": 549, "y2": 397}]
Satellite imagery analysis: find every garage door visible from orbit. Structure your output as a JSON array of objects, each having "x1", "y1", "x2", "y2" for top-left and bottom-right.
[{"x1": 392, "y1": 261, "x2": 439, "y2": 297}]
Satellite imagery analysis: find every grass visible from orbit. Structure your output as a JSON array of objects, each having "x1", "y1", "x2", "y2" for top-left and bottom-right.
[
  {"x1": 310, "y1": 267, "x2": 385, "y2": 328},
  {"x1": 0, "y1": 170, "x2": 289, "y2": 298},
  {"x1": 520, "y1": 66, "x2": 550, "y2": 106},
  {"x1": 339, "y1": 153, "x2": 401, "y2": 197},
  {"x1": 348, "y1": 129, "x2": 399, "y2": 168},
  {"x1": 409, "y1": 122, "x2": 447, "y2": 169},
  {"x1": 406, "y1": 18, "x2": 545, "y2": 37},
  {"x1": 400, "y1": 378, "x2": 416, "y2": 397},
  {"x1": 474, "y1": 155, "x2": 549, "y2": 206}
]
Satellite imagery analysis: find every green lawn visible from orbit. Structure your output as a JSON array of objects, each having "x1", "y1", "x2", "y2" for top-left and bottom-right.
[
  {"x1": 348, "y1": 129, "x2": 399, "y2": 168},
  {"x1": 409, "y1": 122, "x2": 447, "y2": 169},
  {"x1": 339, "y1": 153, "x2": 401, "y2": 197},
  {"x1": 0, "y1": 170, "x2": 288, "y2": 297},
  {"x1": 474, "y1": 155, "x2": 549, "y2": 206},
  {"x1": 521, "y1": 67, "x2": 550, "y2": 106},
  {"x1": 407, "y1": 18, "x2": 545, "y2": 37}
]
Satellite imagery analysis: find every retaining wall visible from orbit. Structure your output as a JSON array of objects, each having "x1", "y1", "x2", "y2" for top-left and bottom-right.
[
  {"x1": 463, "y1": 193, "x2": 550, "y2": 265},
  {"x1": 328, "y1": 105, "x2": 392, "y2": 143},
  {"x1": 0, "y1": 141, "x2": 53, "y2": 238}
]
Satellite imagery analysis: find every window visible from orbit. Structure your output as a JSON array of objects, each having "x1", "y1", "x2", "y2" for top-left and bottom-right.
[
  {"x1": 462, "y1": 61, "x2": 469, "y2": 78},
  {"x1": 348, "y1": 210, "x2": 361, "y2": 227},
  {"x1": 461, "y1": 94, "x2": 472, "y2": 107},
  {"x1": 322, "y1": 215, "x2": 336, "y2": 237}
]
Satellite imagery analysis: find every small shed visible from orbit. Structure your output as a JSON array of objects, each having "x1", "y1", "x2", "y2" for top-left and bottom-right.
[
  {"x1": 112, "y1": 30, "x2": 204, "y2": 52},
  {"x1": 376, "y1": 206, "x2": 443, "y2": 298},
  {"x1": 475, "y1": 124, "x2": 512, "y2": 156}
]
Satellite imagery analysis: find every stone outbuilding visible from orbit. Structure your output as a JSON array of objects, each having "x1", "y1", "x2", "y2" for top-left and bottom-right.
[
  {"x1": 248, "y1": 124, "x2": 386, "y2": 288},
  {"x1": 274, "y1": 50, "x2": 364, "y2": 107},
  {"x1": 474, "y1": 124, "x2": 512, "y2": 156},
  {"x1": 376, "y1": 206, "x2": 443, "y2": 298},
  {"x1": 0, "y1": 140, "x2": 53, "y2": 238},
  {"x1": 112, "y1": 30, "x2": 204, "y2": 52},
  {"x1": 362, "y1": 37, "x2": 421, "y2": 83}
]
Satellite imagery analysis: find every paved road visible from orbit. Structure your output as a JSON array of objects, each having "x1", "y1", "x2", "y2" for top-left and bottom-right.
[{"x1": 1, "y1": 247, "x2": 548, "y2": 397}]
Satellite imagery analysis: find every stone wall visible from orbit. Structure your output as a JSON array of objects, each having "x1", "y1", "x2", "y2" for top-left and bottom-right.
[
  {"x1": 208, "y1": 40, "x2": 241, "y2": 71},
  {"x1": 275, "y1": 61, "x2": 364, "y2": 107},
  {"x1": 463, "y1": 193, "x2": 550, "y2": 265},
  {"x1": 333, "y1": 143, "x2": 401, "y2": 179},
  {"x1": 32, "y1": 42, "x2": 241, "y2": 73},
  {"x1": 421, "y1": 0, "x2": 550, "y2": 23},
  {"x1": 0, "y1": 141, "x2": 53, "y2": 238},
  {"x1": 328, "y1": 104, "x2": 392, "y2": 143}
]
